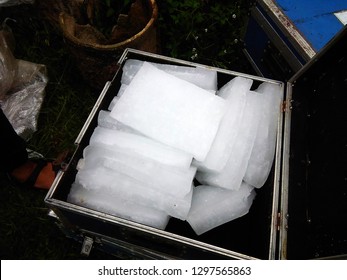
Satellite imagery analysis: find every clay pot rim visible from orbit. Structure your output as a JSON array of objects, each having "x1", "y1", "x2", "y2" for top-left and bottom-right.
[{"x1": 59, "y1": 0, "x2": 158, "y2": 51}]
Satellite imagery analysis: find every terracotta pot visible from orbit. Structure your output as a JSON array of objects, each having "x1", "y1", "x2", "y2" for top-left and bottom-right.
[{"x1": 59, "y1": 0, "x2": 158, "y2": 91}]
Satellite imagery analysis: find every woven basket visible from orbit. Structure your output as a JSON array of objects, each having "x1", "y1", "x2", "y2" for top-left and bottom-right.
[{"x1": 59, "y1": 0, "x2": 158, "y2": 91}]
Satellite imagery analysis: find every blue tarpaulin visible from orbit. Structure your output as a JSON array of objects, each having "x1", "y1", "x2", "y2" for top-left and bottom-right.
[{"x1": 275, "y1": 0, "x2": 347, "y2": 51}]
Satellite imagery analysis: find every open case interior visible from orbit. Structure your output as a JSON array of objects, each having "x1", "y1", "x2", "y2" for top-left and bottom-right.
[{"x1": 46, "y1": 50, "x2": 284, "y2": 259}]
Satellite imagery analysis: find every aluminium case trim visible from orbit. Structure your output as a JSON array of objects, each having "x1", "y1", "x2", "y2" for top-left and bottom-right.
[
  {"x1": 268, "y1": 87, "x2": 285, "y2": 260},
  {"x1": 242, "y1": 48, "x2": 264, "y2": 77},
  {"x1": 75, "y1": 81, "x2": 113, "y2": 145},
  {"x1": 118, "y1": 48, "x2": 282, "y2": 84},
  {"x1": 279, "y1": 82, "x2": 292, "y2": 259},
  {"x1": 257, "y1": 0, "x2": 316, "y2": 61},
  {"x1": 250, "y1": 5, "x2": 303, "y2": 72}
]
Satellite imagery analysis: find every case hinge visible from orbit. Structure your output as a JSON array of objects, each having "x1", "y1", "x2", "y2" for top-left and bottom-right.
[
  {"x1": 277, "y1": 212, "x2": 289, "y2": 232},
  {"x1": 281, "y1": 100, "x2": 293, "y2": 112}
]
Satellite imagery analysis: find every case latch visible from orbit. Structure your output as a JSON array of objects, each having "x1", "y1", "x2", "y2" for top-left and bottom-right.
[{"x1": 81, "y1": 236, "x2": 94, "y2": 257}]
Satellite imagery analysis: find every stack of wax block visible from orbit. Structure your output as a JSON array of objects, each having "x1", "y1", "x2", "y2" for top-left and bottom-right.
[
  {"x1": 195, "y1": 89, "x2": 264, "y2": 191},
  {"x1": 68, "y1": 181, "x2": 170, "y2": 229},
  {"x1": 67, "y1": 58, "x2": 283, "y2": 234},
  {"x1": 68, "y1": 60, "x2": 220, "y2": 229},
  {"x1": 190, "y1": 79, "x2": 282, "y2": 235},
  {"x1": 193, "y1": 77, "x2": 253, "y2": 173},
  {"x1": 69, "y1": 127, "x2": 196, "y2": 221},
  {"x1": 195, "y1": 79, "x2": 282, "y2": 191}
]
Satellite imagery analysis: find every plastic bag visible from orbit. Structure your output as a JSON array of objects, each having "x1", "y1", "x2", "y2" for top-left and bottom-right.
[
  {"x1": 0, "y1": 22, "x2": 16, "y2": 100},
  {"x1": 0, "y1": 21, "x2": 47, "y2": 140},
  {"x1": 1, "y1": 60, "x2": 47, "y2": 140},
  {"x1": 0, "y1": 0, "x2": 34, "y2": 7}
]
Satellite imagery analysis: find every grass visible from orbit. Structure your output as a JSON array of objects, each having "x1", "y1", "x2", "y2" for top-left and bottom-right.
[{"x1": 0, "y1": 0, "x2": 252, "y2": 259}]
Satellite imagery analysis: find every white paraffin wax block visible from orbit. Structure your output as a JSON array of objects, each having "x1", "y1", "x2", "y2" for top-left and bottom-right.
[
  {"x1": 75, "y1": 166, "x2": 193, "y2": 220},
  {"x1": 195, "y1": 90, "x2": 264, "y2": 190},
  {"x1": 121, "y1": 59, "x2": 142, "y2": 84},
  {"x1": 121, "y1": 59, "x2": 218, "y2": 91},
  {"x1": 186, "y1": 182, "x2": 256, "y2": 235},
  {"x1": 116, "y1": 83, "x2": 128, "y2": 98},
  {"x1": 194, "y1": 77, "x2": 253, "y2": 172},
  {"x1": 243, "y1": 82, "x2": 283, "y2": 188},
  {"x1": 90, "y1": 126, "x2": 193, "y2": 169},
  {"x1": 111, "y1": 62, "x2": 227, "y2": 161},
  {"x1": 82, "y1": 144, "x2": 196, "y2": 197},
  {"x1": 108, "y1": 95, "x2": 120, "y2": 111},
  {"x1": 97, "y1": 110, "x2": 140, "y2": 134},
  {"x1": 68, "y1": 182, "x2": 170, "y2": 230},
  {"x1": 218, "y1": 76, "x2": 252, "y2": 100}
]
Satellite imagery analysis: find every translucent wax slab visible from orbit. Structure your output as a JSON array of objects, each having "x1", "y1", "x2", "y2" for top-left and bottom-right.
[
  {"x1": 186, "y1": 182, "x2": 256, "y2": 235},
  {"x1": 68, "y1": 182, "x2": 170, "y2": 230},
  {"x1": 194, "y1": 77, "x2": 253, "y2": 172},
  {"x1": 82, "y1": 144, "x2": 196, "y2": 197},
  {"x1": 243, "y1": 82, "x2": 283, "y2": 188},
  {"x1": 74, "y1": 166, "x2": 193, "y2": 220},
  {"x1": 195, "y1": 90, "x2": 264, "y2": 190},
  {"x1": 121, "y1": 59, "x2": 218, "y2": 91},
  {"x1": 97, "y1": 110, "x2": 140, "y2": 134},
  {"x1": 111, "y1": 62, "x2": 227, "y2": 161},
  {"x1": 108, "y1": 95, "x2": 120, "y2": 111},
  {"x1": 116, "y1": 83, "x2": 128, "y2": 98},
  {"x1": 90, "y1": 126, "x2": 193, "y2": 169}
]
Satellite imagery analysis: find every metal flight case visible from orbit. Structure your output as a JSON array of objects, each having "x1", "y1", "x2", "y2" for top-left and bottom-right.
[{"x1": 45, "y1": 26, "x2": 347, "y2": 259}]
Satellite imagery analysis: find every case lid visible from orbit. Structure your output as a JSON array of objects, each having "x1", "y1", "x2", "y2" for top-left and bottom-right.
[
  {"x1": 259, "y1": 0, "x2": 347, "y2": 59},
  {"x1": 281, "y1": 26, "x2": 347, "y2": 259}
]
